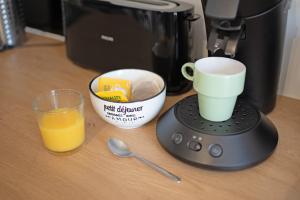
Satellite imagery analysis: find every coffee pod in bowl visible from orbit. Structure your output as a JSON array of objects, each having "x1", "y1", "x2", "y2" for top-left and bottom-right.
[
  {"x1": 89, "y1": 69, "x2": 166, "y2": 129},
  {"x1": 182, "y1": 57, "x2": 246, "y2": 122}
]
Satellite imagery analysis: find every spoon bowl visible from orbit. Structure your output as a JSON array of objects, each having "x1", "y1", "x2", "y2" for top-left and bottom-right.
[{"x1": 107, "y1": 138, "x2": 133, "y2": 157}]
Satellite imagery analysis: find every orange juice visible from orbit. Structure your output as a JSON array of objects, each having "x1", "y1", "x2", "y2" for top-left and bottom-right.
[{"x1": 39, "y1": 108, "x2": 85, "y2": 152}]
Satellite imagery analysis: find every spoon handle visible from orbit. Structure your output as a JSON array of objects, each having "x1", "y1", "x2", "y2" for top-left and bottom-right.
[{"x1": 133, "y1": 154, "x2": 181, "y2": 183}]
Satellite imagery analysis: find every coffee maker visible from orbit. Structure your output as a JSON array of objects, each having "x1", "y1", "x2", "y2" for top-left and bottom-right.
[
  {"x1": 156, "y1": 0, "x2": 290, "y2": 170},
  {"x1": 201, "y1": 0, "x2": 290, "y2": 113}
]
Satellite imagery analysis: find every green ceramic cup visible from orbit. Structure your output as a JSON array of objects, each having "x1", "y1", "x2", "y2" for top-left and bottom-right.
[{"x1": 182, "y1": 57, "x2": 246, "y2": 122}]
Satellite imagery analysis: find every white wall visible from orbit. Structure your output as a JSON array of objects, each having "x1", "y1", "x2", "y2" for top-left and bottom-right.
[{"x1": 278, "y1": 0, "x2": 300, "y2": 99}]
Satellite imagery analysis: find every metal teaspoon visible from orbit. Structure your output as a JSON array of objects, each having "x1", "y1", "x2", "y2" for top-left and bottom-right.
[{"x1": 107, "y1": 138, "x2": 181, "y2": 183}]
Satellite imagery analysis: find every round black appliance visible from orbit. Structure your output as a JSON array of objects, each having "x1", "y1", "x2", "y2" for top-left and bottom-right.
[{"x1": 156, "y1": 95, "x2": 278, "y2": 170}]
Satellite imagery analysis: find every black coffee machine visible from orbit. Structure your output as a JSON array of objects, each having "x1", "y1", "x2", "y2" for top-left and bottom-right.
[
  {"x1": 156, "y1": 0, "x2": 290, "y2": 170},
  {"x1": 201, "y1": 0, "x2": 290, "y2": 113}
]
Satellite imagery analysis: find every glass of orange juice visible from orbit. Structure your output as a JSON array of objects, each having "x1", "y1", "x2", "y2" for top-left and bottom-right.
[{"x1": 32, "y1": 89, "x2": 85, "y2": 152}]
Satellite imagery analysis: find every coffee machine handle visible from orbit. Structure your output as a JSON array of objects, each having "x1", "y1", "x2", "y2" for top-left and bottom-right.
[{"x1": 205, "y1": 0, "x2": 240, "y2": 20}]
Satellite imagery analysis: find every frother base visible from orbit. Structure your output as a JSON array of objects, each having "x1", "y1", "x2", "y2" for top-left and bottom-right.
[{"x1": 156, "y1": 95, "x2": 278, "y2": 170}]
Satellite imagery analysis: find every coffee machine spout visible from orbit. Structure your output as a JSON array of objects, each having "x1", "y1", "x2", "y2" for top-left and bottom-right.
[
  {"x1": 207, "y1": 25, "x2": 243, "y2": 58},
  {"x1": 224, "y1": 30, "x2": 242, "y2": 57},
  {"x1": 207, "y1": 27, "x2": 227, "y2": 55}
]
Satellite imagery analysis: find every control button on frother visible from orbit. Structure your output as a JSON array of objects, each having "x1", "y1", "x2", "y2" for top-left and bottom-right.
[
  {"x1": 209, "y1": 144, "x2": 223, "y2": 158},
  {"x1": 188, "y1": 141, "x2": 202, "y2": 151},
  {"x1": 172, "y1": 132, "x2": 183, "y2": 144}
]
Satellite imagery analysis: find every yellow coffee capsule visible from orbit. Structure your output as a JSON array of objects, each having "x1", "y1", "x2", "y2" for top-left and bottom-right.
[
  {"x1": 98, "y1": 77, "x2": 131, "y2": 100},
  {"x1": 98, "y1": 77, "x2": 131, "y2": 101},
  {"x1": 96, "y1": 91, "x2": 129, "y2": 102}
]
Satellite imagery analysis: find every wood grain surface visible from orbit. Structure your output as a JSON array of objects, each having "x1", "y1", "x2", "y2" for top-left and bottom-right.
[{"x1": 0, "y1": 34, "x2": 300, "y2": 200}]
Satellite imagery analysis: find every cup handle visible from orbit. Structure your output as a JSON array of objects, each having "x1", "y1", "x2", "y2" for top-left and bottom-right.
[{"x1": 181, "y1": 63, "x2": 195, "y2": 81}]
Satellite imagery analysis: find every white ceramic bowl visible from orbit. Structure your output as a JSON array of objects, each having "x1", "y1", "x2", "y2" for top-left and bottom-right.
[{"x1": 89, "y1": 69, "x2": 166, "y2": 129}]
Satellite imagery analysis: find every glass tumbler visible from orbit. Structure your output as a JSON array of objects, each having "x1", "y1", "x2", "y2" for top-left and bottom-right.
[{"x1": 32, "y1": 89, "x2": 85, "y2": 152}]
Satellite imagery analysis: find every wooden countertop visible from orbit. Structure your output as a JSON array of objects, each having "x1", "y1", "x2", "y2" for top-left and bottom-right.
[{"x1": 0, "y1": 34, "x2": 300, "y2": 200}]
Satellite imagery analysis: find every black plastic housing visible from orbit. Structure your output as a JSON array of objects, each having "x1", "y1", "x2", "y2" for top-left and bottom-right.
[
  {"x1": 202, "y1": 0, "x2": 289, "y2": 113},
  {"x1": 23, "y1": 0, "x2": 63, "y2": 34},
  {"x1": 62, "y1": 0, "x2": 196, "y2": 94}
]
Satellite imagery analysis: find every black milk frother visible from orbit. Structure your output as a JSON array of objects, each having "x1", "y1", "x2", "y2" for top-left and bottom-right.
[{"x1": 156, "y1": 95, "x2": 278, "y2": 170}]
